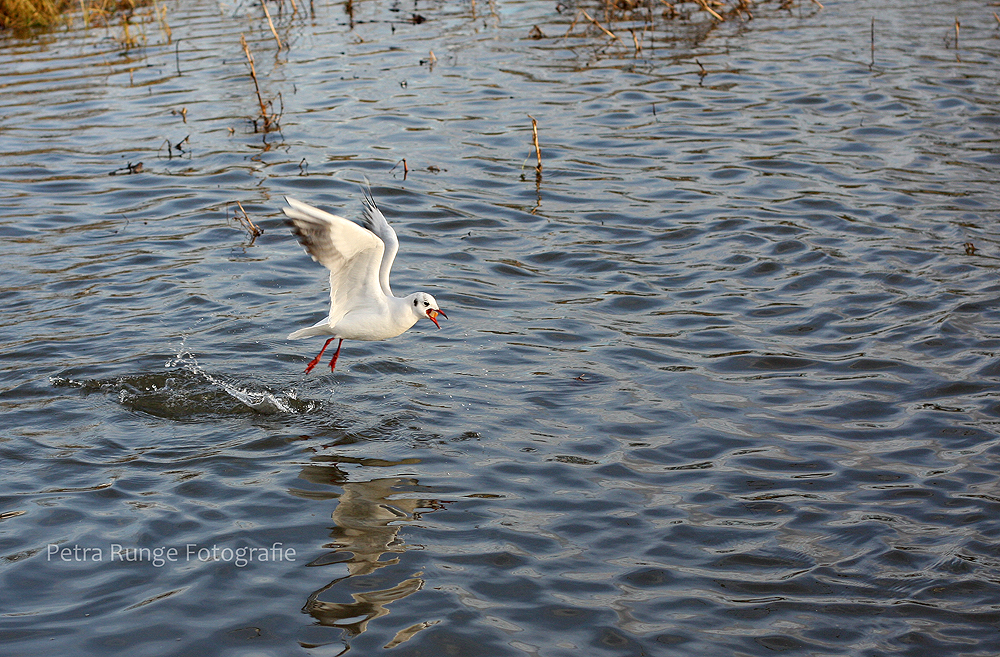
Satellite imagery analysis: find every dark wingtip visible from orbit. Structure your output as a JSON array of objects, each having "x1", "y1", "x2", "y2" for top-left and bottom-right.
[{"x1": 358, "y1": 181, "x2": 380, "y2": 234}]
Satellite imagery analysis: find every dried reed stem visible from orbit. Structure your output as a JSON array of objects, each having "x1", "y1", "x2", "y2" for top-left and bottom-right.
[
  {"x1": 390, "y1": 158, "x2": 409, "y2": 179},
  {"x1": 870, "y1": 17, "x2": 874, "y2": 68},
  {"x1": 261, "y1": 0, "x2": 283, "y2": 49},
  {"x1": 234, "y1": 201, "x2": 263, "y2": 240},
  {"x1": 953, "y1": 17, "x2": 961, "y2": 61},
  {"x1": 581, "y1": 9, "x2": 624, "y2": 46},
  {"x1": 693, "y1": 0, "x2": 723, "y2": 21},
  {"x1": 528, "y1": 115, "x2": 542, "y2": 172},
  {"x1": 240, "y1": 35, "x2": 278, "y2": 132},
  {"x1": 561, "y1": 9, "x2": 582, "y2": 39}
]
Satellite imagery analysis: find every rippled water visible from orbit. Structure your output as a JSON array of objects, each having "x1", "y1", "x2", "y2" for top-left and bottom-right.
[{"x1": 3, "y1": 0, "x2": 1000, "y2": 654}]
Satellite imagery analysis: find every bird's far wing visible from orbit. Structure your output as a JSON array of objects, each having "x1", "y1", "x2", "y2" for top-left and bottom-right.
[
  {"x1": 359, "y1": 184, "x2": 399, "y2": 298},
  {"x1": 283, "y1": 196, "x2": 386, "y2": 322}
]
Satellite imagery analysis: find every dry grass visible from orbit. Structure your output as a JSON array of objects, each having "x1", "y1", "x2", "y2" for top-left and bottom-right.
[
  {"x1": 0, "y1": 0, "x2": 70, "y2": 29},
  {"x1": 551, "y1": 0, "x2": 823, "y2": 58},
  {"x1": 1, "y1": 0, "x2": 146, "y2": 30},
  {"x1": 563, "y1": 0, "x2": 819, "y2": 35}
]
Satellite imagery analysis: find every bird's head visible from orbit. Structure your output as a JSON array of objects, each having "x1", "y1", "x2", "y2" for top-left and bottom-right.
[{"x1": 411, "y1": 292, "x2": 447, "y2": 328}]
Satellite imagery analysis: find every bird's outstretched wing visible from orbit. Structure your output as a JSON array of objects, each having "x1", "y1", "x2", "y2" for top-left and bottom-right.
[
  {"x1": 359, "y1": 184, "x2": 399, "y2": 298},
  {"x1": 283, "y1": 196, "x2": 386, "y2": 325}
]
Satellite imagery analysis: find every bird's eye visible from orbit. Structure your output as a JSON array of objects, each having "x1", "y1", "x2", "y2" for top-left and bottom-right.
[{"x1": 424, "y1": 302, "x2": 429, "y2": 307}]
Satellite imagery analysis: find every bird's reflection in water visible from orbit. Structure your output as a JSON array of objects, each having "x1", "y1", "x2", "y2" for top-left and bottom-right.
[{"x1": 292, "y1": 454, "x2": 443, "y2": 649}]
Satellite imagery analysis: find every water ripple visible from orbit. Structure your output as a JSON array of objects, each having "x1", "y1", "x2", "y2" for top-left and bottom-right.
[{"x1": 2, "y1": 0, "x2": 1000, "y2": 655}]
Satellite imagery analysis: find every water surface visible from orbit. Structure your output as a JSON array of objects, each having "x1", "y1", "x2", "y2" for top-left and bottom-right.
[{"x1": 2, "y1": 0, "x2": 1000, "y2": 655}]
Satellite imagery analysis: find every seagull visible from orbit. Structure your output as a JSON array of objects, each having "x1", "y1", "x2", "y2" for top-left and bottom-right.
[{"x1": 282, "y1": 188, "x2": 447, "y2": 374}]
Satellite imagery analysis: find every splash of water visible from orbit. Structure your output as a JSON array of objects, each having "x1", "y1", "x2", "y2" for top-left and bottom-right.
[
  {"x1": 51, "y1": 344, "x2": 311, "y2": 417},
  {"x1": 164, "y1": 348, "x2": 298, "y2": 414}
]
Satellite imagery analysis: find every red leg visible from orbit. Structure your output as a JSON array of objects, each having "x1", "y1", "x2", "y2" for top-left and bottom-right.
[
  {"x1": 329, "y1": 339, "x2": 344, "y2": 371},
  {"x1": 304, "y1": 337, "x2": 337, "y2": 374}
]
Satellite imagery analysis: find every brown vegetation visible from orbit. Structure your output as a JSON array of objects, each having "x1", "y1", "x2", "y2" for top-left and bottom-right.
[
  {"x1": 1, "y1": 0, "x2": 147, "y2": 30},
  {"x1": 1, "y1": 0, "x2": 70, "y2": 29}
]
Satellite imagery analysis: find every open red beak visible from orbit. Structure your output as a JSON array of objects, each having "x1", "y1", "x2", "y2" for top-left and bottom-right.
[{"x1": 426, "y1": 308, "x2": 447, "y2": 329}]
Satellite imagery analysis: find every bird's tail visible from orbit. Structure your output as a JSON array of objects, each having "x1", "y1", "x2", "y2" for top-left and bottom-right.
[{"x1": 288, "y1": 324, "x2": 332, "y2": 340}]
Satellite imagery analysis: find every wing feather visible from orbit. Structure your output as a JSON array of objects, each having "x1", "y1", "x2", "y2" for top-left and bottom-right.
[
  {"x1": 359, "y1": 184, "x2": 399, "y2": 297},
  {"x1": 283, "y1": 196, "x2": 387, "y2": 326}
]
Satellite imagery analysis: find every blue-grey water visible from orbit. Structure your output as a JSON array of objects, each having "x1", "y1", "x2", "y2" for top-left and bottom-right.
[{"x1": 2, "y1": 0, "x2": 1000, "y2": 655}]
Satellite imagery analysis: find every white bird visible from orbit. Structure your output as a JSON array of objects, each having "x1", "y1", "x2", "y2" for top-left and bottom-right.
[{"x1": 282, "y1": 188, "x2": 447, "y2": 374}]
